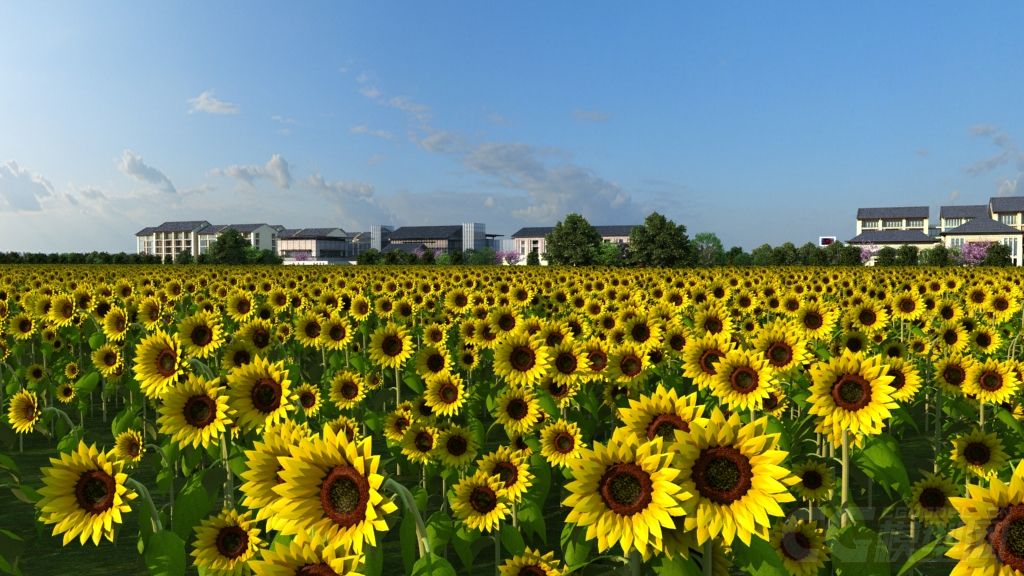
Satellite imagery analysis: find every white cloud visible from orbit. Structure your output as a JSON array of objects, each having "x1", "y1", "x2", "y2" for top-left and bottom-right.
[
  {"x1": 188, "y1": 90, "x2": 240, "y2": 115},
  {"x1": 968, "y1": 124, "x2": 1024, "y2": 197},
  {"x1": 350, "y1": 124, "x2": 394, "y2": 140},
  {"x1": 305, "y1": 173, "x2": 374, "y2": 199},
  {"x1": 212, "y1": 154, "x2": 292, "y2": 190},
  {"x1": 418, "y1": 130, "x2": 464, "y2": 153},
  {"x1": 118, "y1": 150, "x2": 176, "y2": 194},
  {"x1": 0, "y1": 161, "x2": 54, "y2": 211}
]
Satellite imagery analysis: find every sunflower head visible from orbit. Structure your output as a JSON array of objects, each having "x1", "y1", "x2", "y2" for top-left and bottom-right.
[
  {"x1": 226, "y1": 356, "x2": 293, "y2": 431},
  {"x1": 450, "y1": 471, "x2": 510, "y2": 533},
  {"x1": 133, "y1": 330, "x2": 184, "y2": 400},
  {"x1": 8, "y1": 389, "x2": 41, "y2": 434},
  {"x1": 770, "y1": 519, "x2": 829, "y2": 576},
  {"x1": 191, "y1": 508, "x2": 263, "y2": 574},
  {"x1": 113, "y1": 429, "x2": 144, "y2": 466},
  {"x1": 539, "y1": 420, "x2": 584, "y2": 468}
]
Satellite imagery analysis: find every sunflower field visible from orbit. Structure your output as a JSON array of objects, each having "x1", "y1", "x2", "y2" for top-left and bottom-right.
[{"x1": 1, "y1": 265, "x2": 1024, "y2": 575}]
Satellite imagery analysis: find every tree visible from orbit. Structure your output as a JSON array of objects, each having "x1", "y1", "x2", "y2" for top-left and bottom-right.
[
  {"x1": 839, "y1": 244, "x2": 863, "y2": 266},
  {"x1": 724, "y1": 246, "x2": 749, "y2": 265},
  {"x1": 596, "y1": 242, "x2": 625, "y2": 267},
  {"x1": 874, "y1": 247, "x2": 898, "y2": 266},
  {"x1": 772, "y1": 242, "x2": 799, "y2": 266},
  {"x1": 544, "y1": 213, "x2": 603, "y2": 266},
  {"x1": 895, "y1": 245, "x2": 919, "y2": 266},
  {"x1": 418, "y1": 248, "x2": 436, "y2": 265},
  {"x1": 750, "y1": 244, "x2": 775, "y2": 266},
  {"x1": 357, "y1": 249, "x2": 381, "y2": 265},
  {"x1": 982, "y1": 242, "x2": 1013, "y2": 266},
  {"x1": 207, "y1": 229, "x2": 249, "y2": 264},
  {"x1": 960, "y1": 242, "x2": 991, "y2": 266},
  {"x1": 797, "y1": 242, "x2": 826, "y2": 265},
  {"x1": 692, "y1": 232, "x2": 725, "y2": 266},
  {"x1": 466, "y1": 248, "x2": 497, "y2": 265},
  {"x1": 175, "y1": 249, "x2": 193, "y2": 264},
  {"x1": 920, "y1": 245, "x2": 952, "y2": 267},
  {"x1": 526, "y1": 251, "x2": 540, "y2": 266},
  {"x1": 627, "y1": 212, "x2": 693, "y2": 267}
]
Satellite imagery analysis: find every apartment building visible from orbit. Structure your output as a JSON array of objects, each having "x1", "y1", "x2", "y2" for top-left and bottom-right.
[
  {"x1": 197, "y1": 224, "x2": 281, "y2": 255},
  {"x1": 939, "y1": 205, "x2": 988, "y2": 233},
  {"x1": 989, "y1": 197, "x2": 1024, "y2": 231},
  {"x1": 511, "y1": 225, "x2": 637, "y2": 265},
  {"x1": 854, "y1": 207, "x2": 929, "y2": 236},
  {"x1": 135, "y1": 221, "x2": 211, "y2": 262},
  {"x1": 941, "y1": 219, "x2": 1024, "y2": 266}
]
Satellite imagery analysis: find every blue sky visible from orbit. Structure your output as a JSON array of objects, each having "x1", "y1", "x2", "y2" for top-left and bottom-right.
[{"x1": 1, "y1": 2, "x2": 1023, "y2": 252}]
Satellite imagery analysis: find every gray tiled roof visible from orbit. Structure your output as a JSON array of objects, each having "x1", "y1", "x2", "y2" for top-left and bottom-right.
[
  {"x1": 856, "y1": 207, "x2": 929, "y2": 219},
  {"x1": 201, "y1": 224, "x2": 271, "y2": 234},
  {"x1": 145, "y1": 221, "x2": 211, "y2": 233},
  {"x1": 847, "y1": 230, "x2": 939, "y2": 244},
  {"x1": 990, "y1": 196, "x2": 1024, "y2": 213},
  {"x1": 511, "y1": 225, "x2": 637, "y2": 239},
  {"x1": 135, "y1": 226, "x2": 157, "y2": 236},
  {"x1": 389, "y1": 225, "x2": 463, "y2": 240},
  {"x1": 943, "y1": 218, "x2": 1023, "y2": 236},
  {"x1": 279, "y1": 228, "x2": 346, "y2": 239},
  {"x1": 940, "y1": 205, "x2": 989, "y2": 219}
]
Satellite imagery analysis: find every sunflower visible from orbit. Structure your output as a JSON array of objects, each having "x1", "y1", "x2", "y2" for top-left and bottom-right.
[
  {"x1": 456, "y1": 344, "x2": 480, "y2": 372},
  {"x1": 227, "y1": 356, "x2": 293, "y2": 431},
  {"x1": 249, "y1": 539, "x2": 362, "y2": 576},
  {"x1": 24, "y1": 363, "x2": 46, "y2": 386},
  {"x1": 91, "y1": 344, "x2": 122, "y2": 378},
  {"x1": 848, "y1": 301, "x2": 888, "y2": 334},
  {"x1": 790, "y1": 460, "x2": 833, "y2": 502},
  {"x1": 494, "y1": 387, "x2": 543, "y2": 436},
  {"x1": 770, "y1": 519, "x2": 828, "y2": 576},
  {"x1": 970, "y1": 326, "x2": 1002, "y2": 356},
  {"x1": 885, "y1": 357, "x2": 923, "y2": 403},
  {"x1": 547, "y1": 340, "x2": 587, "y2": 388},
  {"x1": 401, "y1": 422, "x2": 438, "y2": 464},
  {"x1": 910, "y1": 473, "x2": 957, "y2": 527},
  {"x1": 368, "y1": 323, "x2": 414, "y2": 369},
  {"x1": 383, "y1": 404, "x2": 414, "y2": 442},
  {"x1": 681, "y1": 332, "x2": 735, "y2": 389},
  {"x1": 64, "y1": 362, "x2": 80, "y2": 380},
  {"x1": 965, "y1": 359, "x2": 1020, "y2": 405},
  {"x1": 48, "y1": 293, "x2": 76, "y2": 327},
  {"x1": 935, "y1": 321, "x2": 969, "y2": 354},
  {"x1": 10, "y1": 313, "x2": 34, "y2": 340},
  {"x1": 56, "y1": 382, "x2": 76, "y2": 404},
  {"x1": 807, "y1": 352, "x2": 896, "y2": 447},
  {"x1": 423, "y1": 371, "x2": 466, "y2": 417},
  {"x1": 133, "y1": 330, "x2": 184, "y2": 400},
  {"x1": 329, "y1": 370, "x2": 366, "y2": 410},
  {"x1": 178, "y1": 312, "x2": 224, "y2": 359},
  {"x1": 607, "y1": 344, "x2": 649, "y2": 386},
  {"x1": 226, "y1": 291, "x2": 255, "y2": 323},
  {"x1": 319, "y1": 314, "x2": 353, "y2": 351},
  {"x1": 137, "y1": 296, "x2": 162, "y2": 329},
  {"x1": 102, "y1": 306, "x2": 130, "y2": 342},
  {"x1": 952, "y1": 429, "x2": 1008, "y2": 479},
  {"x1": 450, "y1": 471, "x2": 510, "y2": 533},
  {"x1": 8, "y1": 389, "x2": 40, "y2": 434},
  {"x1": 673, "y1": 408, "x2": 795, "y2": 546},
  {"x1": 273, "y1": 427, "x2": 396, "y2": 553},
  {"x1": 36, "y1": 442, "x2": 136, "y2": 545},
  {"x1": 191, "y1": 508, "x2": 263, "y2": 575},
  {"x1": 113, "y1": 429, "x2": 144, "y2": 467},
  {"x1": 221, "y1": 338, "x2": 258, "y2": 372},
  {"x1": 493, "y1": 331, "x2": 551, "y2": 388},
  {"x1": 753, "y1": 319, "x2": 809, "y2": 375},
  {"x1": 158, "y1": 375, "x2": 233, "y2": 449},
  {"x1": 622, "y1": 314, "x2": 664, "y2": 350},
  {"x1": 478, "y1": 447, "x2": 533, "y2": 504},
  {"x1": 293, "y1": 312, "x2": 323, "y2": 349},
  {"x1": 936, "y1": 354, "x2": 976, "y2": 396},
  {"x1": 240, "y1": 420, "x2": 310, "y2": 525},
  {"x1": 437, "y1": 425, "x2": 479, "y2": 469},
  {"x1": 499, "y1": 547, "x2": 565, "y2": 576},
  {"x1": 618, "y1": 384, "x2": 706, "y2": 442},
  {"x1": 415, "y1": 344, "x2": 451, "y2": 380},
  {"x1": 947, "y1": 459, "x2": 1024, "y2": 574},
  {"x1": 580, "y1": 339, "x2": 610, "y2": 381},
  {"x1": 238, "y1": 319, "x2": 275, "y2": 354},
  {"x1": 710, "y1": 348, "x2": 774, "y2": 411},
  {"x1": 539, "y1": 420, "x2": 584, "y2": 468},
  {"x1": 349, "y1": 295, "x2": 372, "y2": 321},
  {"x1": 294, "y1": 383, "x2": 322, "y2": 416},
  {"x1": 563, "y1": 429, "x2": 688, "y2": 556}
]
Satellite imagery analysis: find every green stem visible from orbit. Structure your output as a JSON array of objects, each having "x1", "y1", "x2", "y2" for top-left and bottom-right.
[
  {"x1": 385, "y1": 478, "x2": 428, "y2": 557},
  {"x1": 841, "y1": 430, "x2": 850, "y2": 528},
  {"x1": 703, "y1": 541, "x2": 713, "y2": 576},
  {"x1": 127, "y1": 477, "x2": 163, "y2": 533},
  {"x1": 934, "y1": 388, "x2": 943, "y2": 474},
  {"x1": 630, "y1": 549, "x2": 644, "y2": 576},
  {"x1": 41, "y1": 406, "x2": 75, "y2": 430},
  {"x1": 221, "y1": 437, "x2": 235, "y2": 508}
]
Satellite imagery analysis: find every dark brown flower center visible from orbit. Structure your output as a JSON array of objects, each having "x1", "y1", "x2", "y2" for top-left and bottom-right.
[
  {"x1": 598, "y1": 462, "x2": 653, "y2": 515},
  {"x1": 75, "y1": 470, "x2": 116, "y2": 514},
  {"x1": 918, "y1": 486, "x2": 946, "y2": 511},
  {"x1": 943, "y1": 330, "x2": 958, "y2": 345},
  {"x1": 191, "y1": 325, "x2": 212, "y2": 347},
  {"x1": 763, "y1": 391, "x2": 780, "y2": 411},
  {"x1": 858, "y1": 309, "x2": 876, "y2": 326},
  {"x1": 994, "y1": 297, "x2": 1010, "y2": 311},
  {"x1": 987, "y1": 504, "x2": 1024, "y2": 572},
  {"x1": 980, "y1": 371, "x2": 1003, "y2": 392},
  {"x1": 155, "y1": 348, "x2": 177, "y2": 377},
  {"x1": 780, "y1": 530, "x2": 812, "y2": 561},
  {"x1": 319, "y1": 465, "x2": 369, "y2": 528},
  {"x1": 340, "y1": 380, "x2": 359, "y2": 399},
  {"x1": 553, "y1": 432, "x2": 575, "y2": 454},
  {"x1": 251, "y1": 378, "x2": 282, "y2": 413},
  {"x1": 492, "y1": 462, "x2": 519, "y2": 487},
  {"x1": 506, "y1": 398, "x2": 529, "y2": 420},
  {"x1": 300, "y1": 391, "x2": 317, "y2": 408},
  {"x1": 692, "y1": 446, "x2": 753, "y2": 504},
  {"x1": 393, "y1": 417, "x2": 409, "y2": 434},
  {"x1": 215, "y1": 526, "x2": 249, "y2": 559},
  {"x1": 767, "y1": 342, "x2": 793, "y2": 367},
  {"x1": 898, "y1": 298, "x2": 916, "y2": 313},
  {"x1": 381, "y1": 335, "x2": 403, "y2": 357},
  {"x1": 698, "y1": 349, "x2": 721, "y2": 375},
  {"x1": 619, "y1": 354, "x2": 642, "y2": 377},
  {"x1": 516, "y1": 566, "x2": 547, "y2": 576},
  {"x1": 588, "y1": 350, "x2": 608, "y2": 371},
  {"x1": 329, "y1": 325, "x2": 345, "y2": 342},
  {"x1": 801, "y1": 469, "x2": 823, "y2": 490},
  {"x1": 509, "y1": 346, "x2": 536, "y2": 372},
  {"x1": 414, "y1": 431, "x2": 434, "y2": 453},
  {"x1": 438, "y1": 381, "x2": 459, "y2": 404},
  {"x1": 831, "y1": 374, "x2": 872, "y2": 411},
  {"x1": 426, "y1": 354, "x2": 445, "y2": 373},
  {"x1": 498, "y1": 314, "x2": 516, "y2": 331},
  {"x1": 631, "y1": 323, "x2": 651, "y2": 343},
  {"x1": 304, "y1": 321, "x2": 321, "y2": 339},
  {"x1": 555, "y1": 352, "x2": 577, "y2": 375},
  {"x1": 944, "y1": 365, "x2": 966, "y2": 387},
  {"x1": 469, "y1": 485, "x2": 498, "y2": 514},
  {"x1": 668, "y1": 334, "x2": 686, "y2": 351},
  {"x1": 964, "y1": 441, "x2": 991, "y2": 466},
  {"x1": 296, "y1": 563, "x2": 339, "y2": 576},
  {"x1": 232, "y1": 349, "x2": 252, "y2": 367},
  {"x1": 184, "y1": 394, "x2": 217, "y2": 427},
  {"x1": 730, "y1": 366, "x2": 759, "y2": 393},
  {"x1": 888, "y1": 368, "x2": 906, "y2": 391},
  {"x1": 704, "y1": 318, "x2": 723, "y2": 334},
  {"x1": 446, "y1": 435, "x2": 468, "y2": 456}
]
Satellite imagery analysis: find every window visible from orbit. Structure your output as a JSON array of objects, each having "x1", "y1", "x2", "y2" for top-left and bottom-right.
[
  {"x1": 861, "y1": 220, "x2": 879, "y2": 229},
  {"x1": 1002, "y1": 237, "x2": 1019, "y2": 260},
  {"x1": 882, "y1": 219, "x2": 902, "y2": 229},
  {"x1": 1000, "y1": 214, "x2": 1017, "y2": 226},
  {"x1": 945, "y1": 218, "x2": 963, "y2": 229},
  {"x1": 907, "y1": 219, "x2": 925, "y2": 228},
  {"x1": 949, "y1": 238, "x2": 964, "y2": 249}
]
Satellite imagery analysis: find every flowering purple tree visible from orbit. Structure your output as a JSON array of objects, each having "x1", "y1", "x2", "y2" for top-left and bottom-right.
[
  {"x1": 860, "y1": 245, "x2": 879, "y2": 264},
  {"x1": 294, "y1": 251, "x2": 311, "y2": 261},
  {"x1": 496, "y1": 249, "x2": 522, "y2": 265},
  {"x1": 960, "y1": 242, "x2": 992, "y2": 266}
]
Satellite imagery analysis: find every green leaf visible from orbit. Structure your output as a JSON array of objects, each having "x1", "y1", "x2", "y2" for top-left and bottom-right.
[
  {"x1": 411, "y1": 553, "x2": 457, "y2": 576},
  {"x1": 403, "y1": 372, "x2": 424, "y2": 394},
  {"x1": 450, "y1": 523, "x2": 483, "y2": 573},
  {"x1": 515, "y1": 499, "x2": 547, "y2": 544},
  {"x1": 655, "y1": 555, "x2": 704, "y2": 576},
  {"x1": 399, "y1": 503, "x2": 419, "y2": 575},
  {"x1": 363, "y1": 541, "x2": 384, "y2": 576},
  {"x1": 74, "y1": 371, "x2": 100, "y2": 395},
  {"x1": 500, "y1": 522, "x2": 526, "y2": 556},
  {"x1": 56, "y1": 426, "x2": 83, "y2": 454},
  {"x1": 537, "y1": 392, "x2": 558, "y2": 417},
  {"x1": 997, "y1": 406, "x2": 1024, "y2": 442},
  {"x1": 171, "y1": 476, "x2": 211, "y2": 541},
  {"x1": 111, "y1": 407, "x2": 138, "y2": 438},
  {"x1": 88, "y1": 332, "x2": 105, "y2": 350},
  {"x1": 0, "y1": 529, "x2": 25, "y2": 572},
  {"x1": 425, "y1": 512, "x2": 454, "y2": 556},
  {"x1": 851, "y1": 433, "x2": 910, "y2": 498},
  {"x1": 10, "y1": 485, "x2": 41, "y2": 505},
  {"x1": 560, "y1": 523, "x2": 593, "y2": 570},
  {"x1": 732, "y1": 537, "x2": 788, "y2": 576},
  {"x1": 527, "y1": 454, "x2": 551, "y2": 511},
  {"x1": 832, "y1": 525, "x2": 890, "y2": 576},
  {"x1": 896, "y1": 537, "x2": 942, "y2": 576},
  {"x1": 144, "y1": 530, "x2": 186, "y2": 576}
]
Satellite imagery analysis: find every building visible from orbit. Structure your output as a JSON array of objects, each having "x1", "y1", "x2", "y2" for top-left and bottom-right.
[
  {"x1": 939, "y1": 205, "x2": 988, "y2": 233},
  {"x1": 847, "y1": 230, "x2": 940, "y2": 265},
  {"x1": 510, "y1": 225, "x2": 637, "y2": 265},
  {"x1": 941, "y1": 219, "x2": 1024, "y2": 266},
  {"x1": 384, "y1": 224, "x2": 488, "y2": 254},
  {"x1": 276, "y1": 228, "x2": 351, "y2": 264},
  {"x1": 135, "y1": 221, "x2": 211, "y2": 262},
  {"x1": 989, "y1": 197, "x2": 1024, "y2": 231},
  {"x1": 854, "y1": 207, "x2": 929, "y2": 236},
  {"x1": 197, "y1": 223, "x2": 280, "y2": 255}
]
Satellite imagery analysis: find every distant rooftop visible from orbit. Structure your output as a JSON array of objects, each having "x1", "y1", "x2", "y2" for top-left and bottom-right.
[
  {"x1": 278, "y1": 228, "x2": 347, "y2": 240},
  {"x1": 847, "y1": 230, "x2": 938, "y2": 244},
  {"x1": 856, "y1": 207, "x2": 929, "y2": 220},
  {"x1": 200, "y1": 223, "x2": 271, "y2": 234},
  {"x1": 943, "y1": 219, "x2": 1023, "y2": 236},
  {"x1": 511, "y1": 225, "x2": 637, "y2": 238},
  {"x1": 389, "y1": 225, "x2": 463, "y2": 240},
  {"x1": 136, "y1": 221, "x2": 211, "y2": 235},
  {"x1": 939, "y1": 205, "x2": 988, "y2": 219},
  {"x1": 990, "y1": 196, "x2": 1024, "y2": 214}
]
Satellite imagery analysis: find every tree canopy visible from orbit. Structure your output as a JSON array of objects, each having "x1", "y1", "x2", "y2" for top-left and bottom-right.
[
  {"x1": 543, "y1": 213, "x2": 603, "y2": 266},
  {"x1": 627, "y1": 212, "x2": 693, "y2": 267}
]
